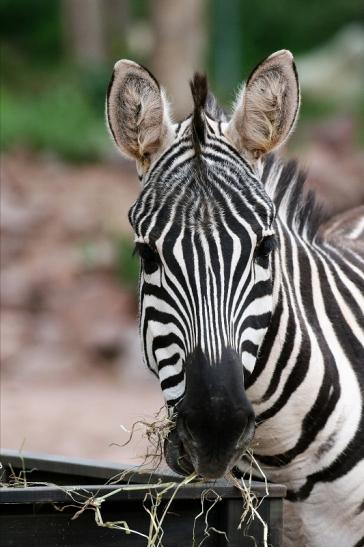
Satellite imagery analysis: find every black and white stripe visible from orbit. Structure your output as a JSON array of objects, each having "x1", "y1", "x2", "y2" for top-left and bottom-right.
[{"x1": 130, "y1": 118, "x2": 275, "y2": 401}]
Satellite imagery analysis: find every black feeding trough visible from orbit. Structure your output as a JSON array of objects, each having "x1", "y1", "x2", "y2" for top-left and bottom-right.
[{"x1": 0, "y1": 450, "x2": 285, "y2": 546}]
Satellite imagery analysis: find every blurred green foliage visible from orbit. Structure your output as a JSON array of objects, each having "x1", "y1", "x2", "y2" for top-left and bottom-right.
[
  {"x1": 115, "y1": 237, "x2": 140, "y2": 292},
  {"x1": 210, "y1": 0, "x2": 364, "y2": 96},
  {"x1": 0, "y1": 0, "x2": 63, "y2": 64},
  {"x1": 0, "y1": 0, "x2": 112, "y2": 161},
  {"x1": 1, "y1": 81, "x2": 108, "y2": 161},
  {"x1": 1, "y1": 0, "x2": 363, "y2": 160}
]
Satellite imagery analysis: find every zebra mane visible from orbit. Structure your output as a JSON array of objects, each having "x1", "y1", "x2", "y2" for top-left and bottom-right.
[
  {"x1": 262, "y1": 153, "x2": 330, "y2": 241},
  {"x1": 190, "y1": 73, "x2": 208, "y2": 155}
]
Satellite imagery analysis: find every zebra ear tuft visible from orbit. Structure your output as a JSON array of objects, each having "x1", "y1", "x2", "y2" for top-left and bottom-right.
[
  {"x1": 106, "y1": 60, "x2": 173, "y2": 167},
  {"x1": 225, "y1": 50, "x2": 300, "y2": 161}
]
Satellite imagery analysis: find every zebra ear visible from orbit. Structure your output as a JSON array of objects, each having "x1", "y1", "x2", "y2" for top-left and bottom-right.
[
  {"x1": 225, "y1": 50, "x2": 300, "y2": 161},
  {"x1": 106, "y1": 60, "x2": 173, "y2": 168}
]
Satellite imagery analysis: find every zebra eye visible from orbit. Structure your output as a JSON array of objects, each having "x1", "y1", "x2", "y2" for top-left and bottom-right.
[
  {"x1": 255, "y1": 235, "x2": 277, "y2": 260},
  {"x1": 134, "y1": 242, "x2": 160, "y2": 274}
]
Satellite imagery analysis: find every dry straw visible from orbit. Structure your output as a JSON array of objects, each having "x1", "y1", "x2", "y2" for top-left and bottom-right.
[{"x1": 1, "y1": 409, "x2": 270, "y2": 546}]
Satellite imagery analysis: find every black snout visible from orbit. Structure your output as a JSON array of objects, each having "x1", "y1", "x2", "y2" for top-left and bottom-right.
[{"x1": 164, "y1": 347, "x2": 255, "y2": 479}]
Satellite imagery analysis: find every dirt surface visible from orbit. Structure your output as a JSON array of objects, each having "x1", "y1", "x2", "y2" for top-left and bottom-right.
[{"x1": 1, "y1": 152, "x2": 163, "y2": 465}]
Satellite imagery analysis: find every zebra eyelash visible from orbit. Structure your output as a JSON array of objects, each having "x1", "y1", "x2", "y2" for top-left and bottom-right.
[
  {"x1": 254, "y1": 234, "x2": 278, "y2": 260},
  {"x1": 133, "y1": 242, "x2": 161, "y2": 274},
  {"x1": 133, "y1": 237, "x2": 277, "y2": 263}
]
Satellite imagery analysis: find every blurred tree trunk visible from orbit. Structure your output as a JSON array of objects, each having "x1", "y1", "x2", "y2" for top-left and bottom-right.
[
  {"x1": 211, "y1": 0, "x2": 243, "y2": 100},
  {"x1": 62, "y1": 0, "x2": 105, "y2": 65},
  {"x1": 103, "y1": 0, "x2": 130, "y2": 59},
  {"x1": 151, "y1": 0, "x2": 207, "y2": 119}
]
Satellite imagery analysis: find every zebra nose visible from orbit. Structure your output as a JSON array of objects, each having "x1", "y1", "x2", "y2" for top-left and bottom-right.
[{"x1": 175, "y1": 410, "x2": 256, "y2": 479}]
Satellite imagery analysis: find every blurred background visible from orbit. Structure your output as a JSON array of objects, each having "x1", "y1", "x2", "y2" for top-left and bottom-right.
[{"x1": 1, "y1": 0, "x2": 364, "y2": 465}]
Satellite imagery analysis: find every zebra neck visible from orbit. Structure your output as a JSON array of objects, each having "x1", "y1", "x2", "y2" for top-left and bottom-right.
[{"x1": 245, "y1": 219, "x2": 362, "y2": 476}]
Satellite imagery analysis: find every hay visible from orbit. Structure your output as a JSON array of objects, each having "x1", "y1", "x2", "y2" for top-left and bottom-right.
[
  {"x1": 192, "y1": 488, "x2": 228, "y2": 546},
  {"x1": 1, "y1": 461, "x2": 39, "y2": 489},
  {"x1": 112, "y1": 405, "x2": 175, "y2": 471},
  {"x1": 225, "y1": 449, "x2": 270, "y2": 547},
  {"x1": 1, "y1": 413, "x2": 271, "y2": 546},
  {"x1": 0, "y1": 441, "x2": 33, "y2": 489},
  {"x1": 52, "y1": 471, "x2": 199, "y2": 546},
  {"x1": 84, "y1": 413, "x2": 271, "y2": 546}
]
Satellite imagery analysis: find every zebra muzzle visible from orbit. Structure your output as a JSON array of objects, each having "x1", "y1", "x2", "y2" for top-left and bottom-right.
[
  {"x1": 164, "y1": 408, "x2": 255, "y2": 479},
  {"x1": 163, "y1": 347, "x2": 256, "y2": 479},
  {"x1": 164, "y1": 428, "x2": 195, "y2": 476}
]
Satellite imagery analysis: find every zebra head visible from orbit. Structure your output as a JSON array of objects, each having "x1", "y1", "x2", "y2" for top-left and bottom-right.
[{"x1": 106, "y1": 51, "x2": 300, "y2": 479}]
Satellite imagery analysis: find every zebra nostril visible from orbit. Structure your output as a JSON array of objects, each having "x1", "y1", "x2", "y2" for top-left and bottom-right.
[{"x1": 164, "y1": 428, "x2": 195, "y2": 476}]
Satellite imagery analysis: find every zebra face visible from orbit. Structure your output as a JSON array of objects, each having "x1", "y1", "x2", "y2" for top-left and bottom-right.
[
  {"x1": 129, "y1": 147, "x2": 276, "y2": 477},
  {"x1": 106, "y1": 51, "x2": 300, "y2": 478}
]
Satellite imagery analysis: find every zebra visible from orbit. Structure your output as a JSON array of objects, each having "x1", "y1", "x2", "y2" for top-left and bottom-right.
[{"x1": 106, "y1": 50, "x2": 364, "y2": 547}]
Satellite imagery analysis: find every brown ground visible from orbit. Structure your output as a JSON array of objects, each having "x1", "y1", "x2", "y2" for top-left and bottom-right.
[{"x1": 1, "y1": 152, "x2": 163, "y2": 465}]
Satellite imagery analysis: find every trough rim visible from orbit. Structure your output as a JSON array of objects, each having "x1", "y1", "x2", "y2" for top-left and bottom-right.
[{"x1": 0, "y1": 448, "x2": 287, "y2": 504}]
